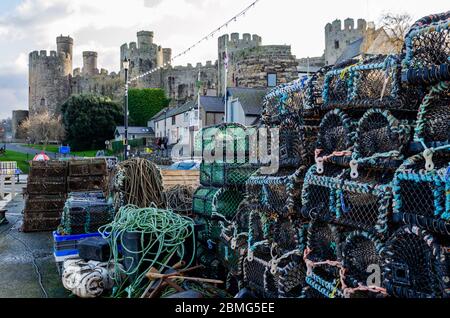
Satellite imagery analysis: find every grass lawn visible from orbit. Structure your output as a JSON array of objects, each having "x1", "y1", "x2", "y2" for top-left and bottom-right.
[
  {"x1": 23, "y1": 144, "x2": 112, "y2": 158},
  {"x1": 0, "y1": 150, "x2": 30, "y2": 174}
]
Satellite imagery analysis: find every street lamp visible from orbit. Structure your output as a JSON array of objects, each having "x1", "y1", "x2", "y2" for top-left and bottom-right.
[{"x1": 123, "y1": 58, "x2": 130, "y2": 160}]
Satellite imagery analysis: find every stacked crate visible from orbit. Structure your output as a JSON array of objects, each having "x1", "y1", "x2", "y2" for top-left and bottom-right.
[
  {"x1": 23, "y1": 161, "x2": 68, "y2": 232},
  {"x1": 67, "y1": 159, "x2": 108, "y2": 193}
]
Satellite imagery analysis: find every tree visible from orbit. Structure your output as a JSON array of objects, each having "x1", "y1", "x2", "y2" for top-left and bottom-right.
[
  {"x1": 128, "y1": 88, "x2": 170, "y2": 126},
  {"x1": 61, "y1": 94, "x2": 123, "y2": 151},
  {"x1": 380, "y1": 12, "x2": 412, "y2": 53},
  {"x1": 20, "y1": 111, "x2": 65, "y2": 146}
]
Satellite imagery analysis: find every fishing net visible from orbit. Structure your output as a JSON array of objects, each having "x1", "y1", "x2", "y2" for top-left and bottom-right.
[
  {"x1": 393, "y1": 150, "x2": 450, "y2": 236},
  {"x1": 200, "y1": 162, "x2": 257, "y2": 187},
  {"x1": 383, "y1": 225, "x2": 449, "y2": 298},
  {"x1": 277, "y1": 256, "x2": 307, "y2": 298},
  {"x1": 341, "y1": 231, "x2": 387, "y2": 298},
  {"x1": 164, "y1": 185, "x2": 195, "y2": 216},
  {"x1": 414, "y1": 81, "x2": 450, "y2": 148},
  {"x1": 403, "y1": 12, "x2": 450, "y2": 84},
  {"x1": 352, "y1": 109, "x2": 411, "y2": 171},
  {"x1": 246, "y1": 167, "x2": 306, "y2": 216},
  {"x1": 315, "y1": 109, "x2": 355, "y2": 168}
]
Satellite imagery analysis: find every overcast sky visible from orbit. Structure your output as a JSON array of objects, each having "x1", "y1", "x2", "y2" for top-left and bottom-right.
[{"x1": 0, "y1": 0, "x2": 448, "y2": 119}]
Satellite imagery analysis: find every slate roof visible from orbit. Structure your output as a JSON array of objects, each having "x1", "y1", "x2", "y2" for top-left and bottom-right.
[
  {"x1": 227, "y1": 87, "x2": 267, "y2": 116},
  {"x1": 336, "y1": 37, "x2": 364, "y2": 64}
]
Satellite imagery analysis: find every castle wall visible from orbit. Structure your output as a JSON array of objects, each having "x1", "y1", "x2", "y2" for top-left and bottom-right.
[
  {"x1": 29, "y1": 48, "x2": 72, "y2": 115},
  {"x1": 71, "y1": 71, "x2": 122, "y2": 100},
  {"x1": 324, "y1": 18, "x2": 369, "y2": 65},
  {"x1": 12, "y1": 110, "x2": 29, "y2": 140},
  {"x1": 232, "y1": 45, "x2": 299, "y2": 88}
]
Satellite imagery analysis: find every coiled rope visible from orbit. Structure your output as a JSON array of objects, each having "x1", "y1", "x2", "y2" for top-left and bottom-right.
[{"x1": 100, "y1": 204, "x2": 196, "y2": 298}]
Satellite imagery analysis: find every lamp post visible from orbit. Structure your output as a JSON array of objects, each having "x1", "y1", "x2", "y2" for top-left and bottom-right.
[{"x1": 123, "y1": 58, "x2": 130, "y2": 160}]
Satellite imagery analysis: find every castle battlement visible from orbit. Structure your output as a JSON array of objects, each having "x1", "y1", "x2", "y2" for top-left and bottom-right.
[
  {"x1": 218, "y1": 33, "x2": 262, "y2": 50},
  {"x1": 29, "y1": 50, "x2": 69, "y2": 61},
  {"x1": 172, "y1": 60, "x2": 217, "y2": 71},
  {"x1": 325, "y1": 18, "x2": 373, "y2": 34}
]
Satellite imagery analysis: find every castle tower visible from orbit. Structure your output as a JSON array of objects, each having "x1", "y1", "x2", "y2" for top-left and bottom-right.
[
  {"x1": 29, "y1": 36, "x2": 73, "y2": 115},
  {"x1": 217, "y1": 33, "x2": 262, "y2": 95},
  {"x1": 137, "y1": 31, "x2": 154, "y2": 50},
  {"x1": 324, "y1": 18, "x2": 368, "y2": 65},
  {"x1": 82, "y1": 51, "x2": 99, "y2": 76}
]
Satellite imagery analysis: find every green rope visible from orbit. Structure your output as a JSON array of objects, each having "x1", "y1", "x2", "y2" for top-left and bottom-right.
[{"x1": 99, "y1": 204, "x2": 196, "y2": 298}]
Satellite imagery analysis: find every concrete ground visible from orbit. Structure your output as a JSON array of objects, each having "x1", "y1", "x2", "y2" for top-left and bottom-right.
[{"x1": 0, "y1": 188, "x2": 69, "y2": 298}]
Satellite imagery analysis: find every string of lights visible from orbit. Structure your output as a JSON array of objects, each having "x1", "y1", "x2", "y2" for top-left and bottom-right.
[{"x1": 129, "y1": 0, "x2": 260, "y2": 82}]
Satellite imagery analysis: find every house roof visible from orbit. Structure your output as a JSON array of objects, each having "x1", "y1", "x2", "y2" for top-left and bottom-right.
[
  {"x1": 199, "y1": 95, "x2": 225, "y2": 113},
  {"x1": 227, "y1": 87, "x2": 267, "y2": 116},
  {"x1": 116, "y1": 126, "x2": 154, "y2": 135},
  {"x1": 336, "y1": 37, "x2": 364, "y2": 64}
]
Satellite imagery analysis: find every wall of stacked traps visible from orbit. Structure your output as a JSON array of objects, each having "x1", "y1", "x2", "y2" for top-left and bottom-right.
[{"x1": 191, "y1": 12, "x2": 450, "y2": 298}]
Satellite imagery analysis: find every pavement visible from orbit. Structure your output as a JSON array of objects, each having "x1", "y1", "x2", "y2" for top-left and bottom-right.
[{"x1": 0, "y1": 185, "x2": 69, "y2": 298}]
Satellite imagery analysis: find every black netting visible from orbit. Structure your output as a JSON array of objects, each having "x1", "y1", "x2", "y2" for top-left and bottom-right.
[
  {"x1": 383, "y1": 226, "x2": 448, "y2": 298},
  {"x1": 262, "y1": 83, "x2": 305, "y2": 123},
  {"x1": 304, "y1": 66, "x2": 333, "y2": 111},
  {"x1": 317, "y1": 110, "x2": 354, "y2": 158},
  {"x1": 277, "y1": 256, "x2": 307, "y2": 298}
]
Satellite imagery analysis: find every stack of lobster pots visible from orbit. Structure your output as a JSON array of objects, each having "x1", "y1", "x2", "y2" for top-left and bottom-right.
[
  {"x1": 23, "y1": 161, "x2": 68, "y2": 232},
  {"x1": 191, "y1": 123, "x2": 257, "y2": 292},
  {"x1": 231, "y1": 11, "x2": 450, "y2": 298}
]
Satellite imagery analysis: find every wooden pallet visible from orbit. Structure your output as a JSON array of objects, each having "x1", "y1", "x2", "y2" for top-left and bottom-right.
[{"x1": 160, "y1": 170, "x2": 200, "y2": 190}]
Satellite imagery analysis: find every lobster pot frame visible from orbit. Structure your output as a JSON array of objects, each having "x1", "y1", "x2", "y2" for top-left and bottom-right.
[
  {"x1": 27, "y1": 177, "x2": 67, "y2": 195},
  {"x1": 277, "y1": 255, "x2": 307, "y2": 298},
  {"x1": 383, "y1": 225, "x2": 449, "y2": 298},
  {"x1": 262, "y1": 79, "x2": 306, "y2": 124},
  {"x1": 393, "y1": 150, "x2": 450, "y2": 236},
  {"x1": 68, "y1": 159, "x2": 107, "y2": 177},
  {"x1": 29, "y1": 161, "x2": 68, "y2": 179},
  {"x1": 351, "y1": 109, "x2": 411, "y2": 172},
  {"x1": 304, "y1": 220, "x2": 345, "y2": 298},
  {"x1": 414, "y1": 81, "x2": 450, "y2": 148},
  {"x1": 192, "y1": 187, "x2": 245, "y2": 220},
  {"x1": 246, "y1": 167, "x2": 305, "y2": 216},
  {"x1": 402, "y1": 12, "x2": 450, "y2": 85},
  {"x1": 304, "y1": 66, "x2": 333, "y2": 111},
  {"x1": 341, "y1": 231, "x2": 387, "y2": 298},
  {"x1": 315, "y1": 109, "x2": 355, "y2": 169},
  {"x1": 302, "y1": 165, "x2": 393, "y2": 236},
  {"x1": 200, "y1": 162, "x2": 257, "y2": 187}
]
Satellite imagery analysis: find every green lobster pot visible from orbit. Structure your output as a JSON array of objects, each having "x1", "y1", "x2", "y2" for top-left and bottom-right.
[
  {"x1": 200, "y1": 163, "x2": 257, "y2": 187},
  {"x1": 192, "y1": 187, "x2": 245, "y2": 219}
]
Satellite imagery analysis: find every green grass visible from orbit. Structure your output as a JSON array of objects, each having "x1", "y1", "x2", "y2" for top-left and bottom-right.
[
  {"x1": 0, "y1": 150, "x2": 30, "y2": 174},
  {"x1": 22, "y1": 144, "x2": 112, "y2": 158}
]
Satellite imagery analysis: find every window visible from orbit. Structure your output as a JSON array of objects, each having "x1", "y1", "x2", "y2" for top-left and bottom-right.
[
  {"x1": 267, "y1": 73, "x2": 277, "y2": 87},
  {"x1": 184, "y1": 112, "x2": 189, "y2": 123},
  {"x1": 172, "y1": 116, "x2": 176, "y2": 125},
  {"x1": 40, "y1": 98, "x2": 46, "y2": 107},
  {"x1": 334, "y1": 40, "x2": 340, "y2": 49}
]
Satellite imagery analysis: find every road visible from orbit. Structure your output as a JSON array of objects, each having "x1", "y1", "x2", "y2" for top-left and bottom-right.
[
  {"x1": 0, "y1": 189, "x2": 68, "y2": 298},
  {"x1": 5, "y1": 143, "x2": 59, "y2": 158}
]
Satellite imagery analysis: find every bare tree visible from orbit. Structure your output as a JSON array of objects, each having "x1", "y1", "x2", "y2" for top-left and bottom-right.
[
  {"x1": 380, "y1": 12, "x2": 413, "y2": 52},
  {"x1": 19, "y1": 111, "x2": 65, "y2": 147}
]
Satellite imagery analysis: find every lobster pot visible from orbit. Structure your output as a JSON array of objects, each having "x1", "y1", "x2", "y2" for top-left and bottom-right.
[
  {"x1": 22, "y1": 217, "x2": 62, "y2": 233},
  {"x1": 200, "y1": 123, "x2": 248, "y2": 161},
  {"x1": 304, "y1": 221, "x2": 344, "y2": 298},
  {"x1": 393, "y1": 150, "x2": 450, "y2": 236},
  {"x1": 402, "y1": 12, "x2": 450, "y2": 85},
  {"x1": 301, "y1": 286, "x2": 326, "y2": 299},
  {"x1": 68, "y1": 159, "x2": 107, "y2": 177},
  {"x1": 192, "y1": 187, "x2": 244, "y2": 220},
  {"x1": 341, "y1": 231, "x2": 386, "y2": 298},
  {"x1": 262, "y1": 80, "x2": 306, "y2": 124},
  {"x1": 302, "y1": 165, "x2": 393, "y2": 235},
  {"x1": 247, "y1": 168, "x2": 305, "y2": 215},
  {"x1": 27, "y1": 177, "x2": 67, "y2": 195},
  {"x1": 414, "y1": 81, "x2": 450, "y2": 148},
  {"x1": 277, "y1": 257, "x2": 307, "y2": 298},
  {"x1": 196, "y1": 216, "x2": 223, "y2": 246},
  {"x1": 200, "y1": 162, "x2": 257, "y2": 187},
  {"x1": 304, "y1": 66, "x2": 332, "y2": 111},
  {"x1": 68, "y1": 176, "x2": 107, "y2": 193},
  {"x1": 24, "y1": 195, "x2": 66, "y2": 213},
  {"x1": 29, "y1": 161, "x2": 68, "y2": 179},
  {"x1": 322, "y1": 59, "x2": 357, "y2": 109},
  {"x1": 60, "y1": 195, "x2": 114, "y2": 235},
  {"x1": 243, "y1": 243, "x2": 280, "y2": 298},
  {"x1": 352, "y1": 109, "x2": 412, "y2": 171},
  {"x1": 383, "y1": 226, "x2": 449, "y2": 298},
  {"x1": 315, "y1": 109, "x2": 355, "y2": 168}
]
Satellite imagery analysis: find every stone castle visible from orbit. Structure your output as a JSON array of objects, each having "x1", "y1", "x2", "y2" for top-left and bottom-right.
[{"x1": 28, "y1": 18, "x2": 392, "y2": 118}]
